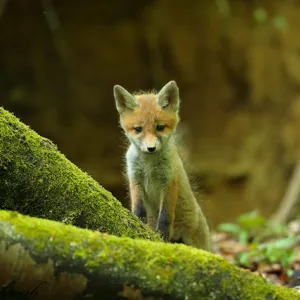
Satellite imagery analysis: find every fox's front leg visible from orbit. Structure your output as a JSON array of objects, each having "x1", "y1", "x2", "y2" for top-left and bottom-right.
[
  {"x1": 156, "y1": 179, "x2": 177, "y2": 242},
  {"x1": 129, "y1": 181, "x2": 146, "y2": 223}
]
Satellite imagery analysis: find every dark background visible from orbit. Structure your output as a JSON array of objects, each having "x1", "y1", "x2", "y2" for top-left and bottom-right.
[{"x1": 1, "y1": 0, "x2": 300, "y2": 228}]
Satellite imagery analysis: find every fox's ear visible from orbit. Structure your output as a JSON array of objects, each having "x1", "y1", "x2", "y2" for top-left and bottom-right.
[
  {"x1": 157, "y1": 80, "x2": 179, "y2": 112},
  {"x1": 113, "y1": 85, "x2": 137, "y2": 114}
]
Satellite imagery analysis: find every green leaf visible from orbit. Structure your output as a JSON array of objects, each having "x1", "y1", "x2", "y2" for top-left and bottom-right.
[
  {"x1": 287, "y1": 268, "x2": 294, "y2": 277},
  {"x1": 273, "y1": 235, "x2": 296, "y2": 249},
  {"x1": 238, "y1": 230, "x2": 249, "y2": 244},
  {"x1": 238, "y1": 252, "x2": 252, "y2": 266},
  {"x1": 238, "y1": 250, "x2": 260, "y2": 266},
  {"x1": 267, "y1": 223, "x2": 287, "y2": 235},
  {"x1": 253, "y1": 8, "x2": 267, "y2": 23},
  {"x1": 281, "y1": 250, "x2": 297, "y2": 268},
  {"x1": 217, "y1": 223, "x2": 241, "y2": 235},
  {"x1": 265, "y1": 247, "x2": 281, "y2": 263},
  {"x1": 248, "y1": 243, "x2": 259, "y2": 250},
  {"x1": 238, "y1": 211, "x2": 266, "y2": 231},
  {"x1": 273, "y1": 16, "x2": 288, "y2": 30}
]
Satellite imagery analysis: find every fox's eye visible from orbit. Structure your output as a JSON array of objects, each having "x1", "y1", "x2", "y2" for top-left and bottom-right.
[
  {"x1": 156, "y1": 125, "x2": 165, "y2": 132},
  {"x1": 133, "y1": 126, "x2": 142, "y2": 133}
]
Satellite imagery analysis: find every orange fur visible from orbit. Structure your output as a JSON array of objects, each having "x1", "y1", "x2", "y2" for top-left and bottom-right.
[
  {"x1": 121, "y1": 94, "x2": 178, "y2": 134},
  {"x1": 129, "y1": 181, "x2": 140, "y2": 211}
]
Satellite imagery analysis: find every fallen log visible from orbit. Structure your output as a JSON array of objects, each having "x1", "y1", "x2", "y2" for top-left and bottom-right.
[
  {"x1": 0, "y1": 209, "x2": 299, "y2": 300},
  {"x1": 0, "y1": 107, "x2": 160, "y2": 241}
]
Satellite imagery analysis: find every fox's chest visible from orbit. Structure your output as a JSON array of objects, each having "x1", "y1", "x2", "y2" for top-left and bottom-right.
[
  {"x1": 141, "y1": 168, "x2": 166, "y2": 203},
  {"x1": 132, "y1": 158, "x2": 171, "y2": 200},
  {"x1": 136, "y1": 161, "x2": 167, "y2": 185}
]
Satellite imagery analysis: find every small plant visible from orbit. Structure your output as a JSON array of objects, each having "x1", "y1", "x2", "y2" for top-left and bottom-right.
[
  {"x1": 217, "y1": 211, "x2": 285, "y2": 244},
  {"x1": 237, "y1": 235, "x2": 297, "y2": 277},
  {"x1": 217, "y1": 211, "x2": 297, "y2": 278}
]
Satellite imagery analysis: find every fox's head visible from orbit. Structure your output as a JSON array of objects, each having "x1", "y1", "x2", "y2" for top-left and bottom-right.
[{"x1": 113, "y1": 81, "x2": 180, "y2": 154}]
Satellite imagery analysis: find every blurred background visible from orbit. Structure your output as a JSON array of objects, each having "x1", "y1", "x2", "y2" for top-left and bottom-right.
[{"x1": 1, "y1": 0, "x2": 300, "y2": 229}]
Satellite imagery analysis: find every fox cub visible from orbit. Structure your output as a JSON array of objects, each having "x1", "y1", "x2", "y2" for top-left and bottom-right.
[{"x1": 113, "y1": 80, "x2": 211, "y2": 251}]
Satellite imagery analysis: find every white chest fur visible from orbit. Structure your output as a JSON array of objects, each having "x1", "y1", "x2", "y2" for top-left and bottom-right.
[{"x1": 126, "y1": 144, "x2": 175, "y2": 204}]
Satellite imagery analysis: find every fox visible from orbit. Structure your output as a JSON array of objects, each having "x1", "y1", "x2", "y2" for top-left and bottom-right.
[{"x1": 113, "y1": 80, "x2": 211, "y2": 251}]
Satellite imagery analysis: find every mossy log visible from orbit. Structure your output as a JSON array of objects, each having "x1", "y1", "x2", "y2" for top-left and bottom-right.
[
  {"x1": 0, "y1": 107, "x2": 160, "y2": 241},
  {"x1": 1, "y1": 209, "x2": 300, "y2": 300}
]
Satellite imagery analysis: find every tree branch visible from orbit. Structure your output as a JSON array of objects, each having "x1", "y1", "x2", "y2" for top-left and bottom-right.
[{"x1": 0, "y1": 209, "x2": 299, "y2": 300}]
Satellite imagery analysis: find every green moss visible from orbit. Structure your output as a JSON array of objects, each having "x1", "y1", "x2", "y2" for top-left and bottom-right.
[
  {"x1": 1, "y1": 209, "x2": 300, "y2": 300},
  {"x1": 0, "y1": 107, "x2": 160, "y2": 241}
]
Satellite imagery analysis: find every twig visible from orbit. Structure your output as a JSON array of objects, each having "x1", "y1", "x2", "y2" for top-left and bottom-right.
[{"x1": 271, "y1": 161, "x2": 300, "y2": 224}]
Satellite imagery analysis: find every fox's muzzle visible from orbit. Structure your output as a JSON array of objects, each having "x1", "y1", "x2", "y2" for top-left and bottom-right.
[{"x1": 141, "y1": 136, "x2": 161, "y2": 153}]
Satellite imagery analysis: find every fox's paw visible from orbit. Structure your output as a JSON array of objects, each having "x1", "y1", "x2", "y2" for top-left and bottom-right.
[
  {"x1": 156, "y1": 222, "x2": 171, "y2": 242},
  {"x1": 156, "y1": 205, "x2": 172, "y2": 242},
  {"x1": 170, "y1": 237, "x2": 185, "y2": 244},
  {"x1": 158, "y1": 229, "x2": 170, "y2": 242},
  {"x1": 133, "y1": 200, "x2": 147, "y2": 223}
]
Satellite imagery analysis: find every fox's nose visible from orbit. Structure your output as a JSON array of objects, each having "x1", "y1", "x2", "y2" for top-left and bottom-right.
[{"x1": 147, "y1": 147, "x2": 156, "y2": 153}]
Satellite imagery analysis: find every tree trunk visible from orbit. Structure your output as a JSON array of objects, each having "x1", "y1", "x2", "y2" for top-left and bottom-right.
[
  {"x1": 0, "y1": 209, "x2": 299, "y2": 300},
  {"x1": 0, "y1": 107, "x2": 160, "y2": 241}
]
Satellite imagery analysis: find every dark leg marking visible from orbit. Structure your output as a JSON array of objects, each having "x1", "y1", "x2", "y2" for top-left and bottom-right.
[
  {"x1": 170, "y1": 238, "x2": 185, "y2": 244},
  {"x1": 157, "y1": 203, "x2": 170, "y2": 241},
  {"x1": 133, "y1": 199, "x2": 147, "y2": 223}
]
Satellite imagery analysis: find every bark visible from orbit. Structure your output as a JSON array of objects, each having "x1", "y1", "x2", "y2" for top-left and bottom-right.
[
  {"x1": 0, "y1": 107, "x2": 160, "y2": 242},
  {"x1": 0, "y1": 209, "x2": 300, "y2": 300}
]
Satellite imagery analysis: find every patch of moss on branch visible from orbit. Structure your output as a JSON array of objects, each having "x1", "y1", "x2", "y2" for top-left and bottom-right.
[{"x1": 1, "y1": 209, "x2": 300, "y2": 300}]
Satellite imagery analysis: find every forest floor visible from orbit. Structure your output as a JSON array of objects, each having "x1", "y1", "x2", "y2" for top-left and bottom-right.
[{"x1": 211, "y1": 212, "x2": 300, "y2": 288}]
